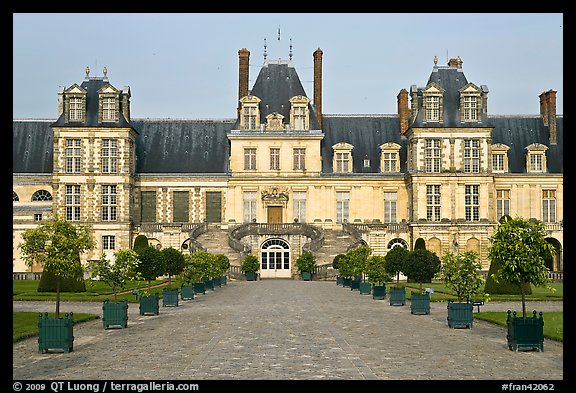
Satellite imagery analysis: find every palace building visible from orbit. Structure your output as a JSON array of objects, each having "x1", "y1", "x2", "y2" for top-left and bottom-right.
[{"x1": 12, "y1": 48, "x2": 563, "y2": 279}]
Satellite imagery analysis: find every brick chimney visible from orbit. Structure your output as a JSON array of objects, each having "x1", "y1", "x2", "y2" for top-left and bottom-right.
[
  {"x1": 313, "y1": 48, "x2": 323, "y2": 128},
  {"x1": 238, "y1": 48, "x2": 250, "y2": 112},
  {"x1": 540, "y1": 90, "x2": 557, "y2": 144},
  {"x1": 397, "y1": 88, "x2": 409, "y2": 135}
]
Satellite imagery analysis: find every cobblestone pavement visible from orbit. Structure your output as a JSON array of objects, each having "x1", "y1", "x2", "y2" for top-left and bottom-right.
[{"x1": 13, "y1": 280, "x2": 563, "y2": 381}]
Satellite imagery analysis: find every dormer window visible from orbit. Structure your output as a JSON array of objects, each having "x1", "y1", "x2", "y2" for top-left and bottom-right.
[
  {"x1": 379, "y1": 143, "x2": 401, "y2": 173},
  {"x1": 265, "y1": 112, "x2": 285, "y2": 131},
  {"x1": 69, "y1": 97, "x2": 84, "y2": 121},
  {"x1": 491, "y1": 143, "x2": 510, "y2": 173},
  {"x1": 98, "y1": 84, "x2": 120, "y2": 123},
  {"x1": 332, "y1": 142, "x2": 353, "y2": 173},
  {"x1": 525, "y1": 143, "x2": 548, "y2": 173},
  {"x1": 64, "y1": 84, "x2": 87, "y2": 123},
  {"x1": 422, "y1": 83, "x2": 444, "y2": 122},
  {"x1": 459, "y1": 83, "x2": 482, "y2": 122},
  {"x1": 102, "y1": 97, "x2": 117, "y2": 122},
  {"x1": 289, "y1": 95, "x2": 310, "y2": 131},
  {"x1": 239, "y1": 95, "x2": 261, "y2": 130}
]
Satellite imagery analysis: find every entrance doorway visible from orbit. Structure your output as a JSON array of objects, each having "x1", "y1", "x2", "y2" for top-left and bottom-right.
[
  {"x1": 267, "y1": 206, "x2": 283, "y2": 224},
  {"x1": 260, "y1": 238, "x2": 291, "y2": 278}
]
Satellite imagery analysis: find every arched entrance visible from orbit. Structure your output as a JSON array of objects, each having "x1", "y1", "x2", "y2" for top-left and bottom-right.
[
  {"x1": 260, "y1": 238, "x2": 291, "y2": 278},
  {"x1": 545, "y1": 237, "x2": 562, "y2": 271}
]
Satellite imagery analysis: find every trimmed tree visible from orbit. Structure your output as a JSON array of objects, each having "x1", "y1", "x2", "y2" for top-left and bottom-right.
[
  {"x1": 346, "y1": 245, "x2": 372, "y2": 281},
  {"x1": 440, "y1": 251, "x2": 486, "y2": 303},
  {"x1": 215, "y1": 254, "x2": 230, "y2": 276},
  {"x1": 384, "y1": 246, "x2": 409, "y2": 285},
  {"x1": 296, "y1": 251, "x2": 317, "y2": 274},
  {"x1": 414, "y1": 238, "x2": 426, "y2": 250},
  {"x1": 365, "y1": 255, "x2": 392, "y2": 286},
  {"x1": 88, "y1": 250, "x2": 140, "y2": 302},
  {"x1": 135, "y1": 246, "x2": 165, "y2": 292},
  {"x1": 133, "y1": 235, "x2": 149, "y2": 253},
  {"x1": 241, "y1": 254, "x2": 260, "y2": 274},
  {"x1": 18, "y1": 216, "x2": 96, "y2": 318},
  {"x1": 161, "y1": 247, "x2": 185, "y2": 286},
  {"x1": 487, "y1": 216, "x2": 556, "y2": 317},
  {"x1": 403, "y1": 249, "x2": 441, "y2": 294}
]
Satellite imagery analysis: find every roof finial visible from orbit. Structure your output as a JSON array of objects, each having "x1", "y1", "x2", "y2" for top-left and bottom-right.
[
  {"x1": 85, "y1": 66, "x2": 90, "y2": 79},
  {"x1": 434, "y1": 55, "x2": 438, "y2": 65},
  {"x1": 289, "y1": 38, "x2": 293, "y2": 61},
  {"x1": 264, "y1": 38, "x2": 267, "y2": 60},
  {"x1": 457, "y1": 55, "x2": 462, "y2": 67},
  {"x1": 103, "y1": 65, "x2": 108, "y2": 79}
]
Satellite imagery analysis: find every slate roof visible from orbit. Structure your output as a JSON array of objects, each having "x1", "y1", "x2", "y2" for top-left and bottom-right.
[
  {"x1": 13, "y1": 120, "x2": 54, "y2": 173},
  {"x1": 236, "y1": 60, "x2": 321, "y2": 130}
]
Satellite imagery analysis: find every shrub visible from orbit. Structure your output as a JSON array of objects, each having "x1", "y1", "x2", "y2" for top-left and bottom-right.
[
  {"x1": 403, "y1": 249, "x2": 441, "y2": 294},
  {"x1": 296, "y1": 251, "x2": 316, "y2": 273},
  {"x1": 241, "y1": 254, "x2": 259, "y2": 273},
  {"x1": 37, "y1": 269, "x2": 86, "y2": 292},
  {"x1": 133, "y1": 235, "x2": 149, "y2": 253}
]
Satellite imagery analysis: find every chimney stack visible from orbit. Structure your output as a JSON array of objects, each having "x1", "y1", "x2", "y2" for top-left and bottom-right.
[
  {"x1": 313, "y1": 48, "x2": 323, "y2": 129},
  {"x1": 238, "y1": 48, "x2": 250, "y2": 112},
  {"x1": 397, "y1": 89, "x2": 409, "y2": 135},
  {"x1": 540, "y1": 90, "x2": 557, "y2": 144}
]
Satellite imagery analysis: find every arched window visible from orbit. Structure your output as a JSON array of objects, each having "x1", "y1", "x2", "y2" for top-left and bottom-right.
[
  {"x1": 13, "y1": 191, "x2": 19, "y2": 202},
  {"x1": 261, "y1": 239, "x2": 290, "y2": 271},
  {"x1": 31, "y1": 190, "x2": 53, "y2": 201},
  {"x1": 387, "y1": 238, "x2": 408, "y2": 249}
]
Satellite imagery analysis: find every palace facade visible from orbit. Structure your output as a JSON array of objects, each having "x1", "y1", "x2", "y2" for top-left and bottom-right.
[{"x1": 13, "y1": 48, "x2": 563, "y2": 279}]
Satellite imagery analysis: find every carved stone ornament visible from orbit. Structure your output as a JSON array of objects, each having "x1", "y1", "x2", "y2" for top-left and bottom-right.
[
  {"x1": 261, "y1": 186, "x2": 289, "y2": 206},
  {"x1": 265, "y1": 112, "x2": 285, "y2": 131}
]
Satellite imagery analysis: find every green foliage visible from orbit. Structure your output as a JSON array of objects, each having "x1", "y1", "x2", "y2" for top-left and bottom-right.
[
  {"x1": 161, "y1": 247, "x2": 185, "y2": 282},
  {"x1": 133, "y1": 235, "x2": 149, "y2": 253},
  {"x1": 485, "y1": 260, "x2": 532, "y2": 295},
  {"x1": 403, "y1": 249, "x2": 441, "y2": 294},
  {"x1": 340, "y1": 245, "x2": 372, "y2": 279},
  {"x1": 488, "y1": 216, "x2": 556, "y2": 317},
  {"x1": 215, "y1": 254, "x2": 230, "y2": 274},
  {"x1": 181, "y1": 251, "x2": 215, "y2": 283},
  {"x1": 295, "y1": 251, "x2": 316, "y2": 273},
  {"x1": 135, "y1": 246, "x2": 165, "y2": 289},
  {"x1": 440, "y1": 251, "x2": 486, "y2": 303},
  {"x1": 365, "y1": 255, "x2": 391, "y2": 286},
  {"x1": 88, "y1": 250, "x2": 140, "y2": 301},
  {"x1": 37, "y1": 269, "x2": 86, "y2": 293},
  {"x1": 414, "y1": 238, "x2": 426, "y2": 250},
  {"x1": 384, "y1": 246, "x2": 408, "y2": 284},
  {"x1": 17, "y1": 215, "x2": 96, "y2": 317},
  {"x1": 241, "y1": 254, "x2": 260, "y2": 273},
  {"x1": 332, "y1": 254, "x2": 346, "y2": 270}
]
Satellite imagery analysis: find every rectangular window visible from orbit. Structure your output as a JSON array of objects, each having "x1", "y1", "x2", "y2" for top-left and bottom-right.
[
  {"x1": 336, "y1": 191, "x2": 350, "y2": 224},
  {"x1": 101, "y1": 139, "x2": 118, "y2": 174},
  {"x1": 492, "y1": 153, "x2": 505, "y2": 172},
  {"x1": 463, "y1": 96, "x2": 478, "y2": 121},
  {"x1": 269, "y1": 148, "x2": 280, "y2": 170},
  {"x1": 102, "y1": 97, "x2": 116, "y2": 122},
  {"x1": 65, "y1": 185, "x2": 81, "y2": 221},
  {"x1": 496, "y1": 189, "x2": 510, "y2": 220},
  {"x1": 293, "y1": 192, "x2": 307, "y2": 223},
  {"x1": 464, "y1": 139, "x2": 480, "y2": 173},
  {"x1": 384, "y1": 192, "x2": 397, "y2": 223},
  {"x1": 382, "y1": 152, "x2": 397, "y2": 172},
  {"x1": 530, "y1": 154, "x2": 543, "y2": 172},
  {"x1": 542, "y1": 190, "x2": 556, "y2": 223},
  {"x1": 140, "y1": 191, "x2": 156, "y2": 222},
  {"x1": 243, "y1": 192, "x2": 257, "y2": 223},
  {"x1": 34, "y1": 213, "x2": 42, "y2": 222},
  {"x1": 293, "y1": 148, "x2": 306, "y2": 170},
  {"x1": 172, "y1": 191, "x2": 189, "y2": 223},
  {"x1": 102, "y1": 185, "x2": 117, "y2": 221},
  {"x1": 66, "y1": 139, "x2": 82, "y2": 173},
  {"x1": 426, "y1": 185, "x2": 441, "y2": 221},
  {"x1": 465, "y1": 185, "x2": 480, "y2": 221},
  {"x1": 102, "y1": 235, "x2": 116, "y2": 250},
  {"x1": 244, "y1": 148, "x2": 256, "y2": 170},
  {"x1": 294, "y1": 107, "x2": 306, "y2": 130},
  {"x1": 425, "y1": 96, "x2": 440, "y2": 121},
  {"x1": 335, "y1": 152, "x2": 350, "y2": 172},
  {"x1": 243, "y1": 106, "x2": 257, "y2": 130},
  {"x1": 425, "y1": 139, "x2": 441, "y2": 173},
  {"x1": 69, "y1": 97, "x2": 83, "y2": 121}
]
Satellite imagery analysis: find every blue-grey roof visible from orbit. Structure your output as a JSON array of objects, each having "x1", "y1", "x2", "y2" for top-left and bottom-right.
[
  {"x1": 132, "y1": 119, "x2": 234, "y2": 173},
  {"x1": 241, "y1": 61, "x2": 321, "y2": 129},
  {"x1": 13, "y1": 120, "x2": 54, "y2": 173},
  {"x1": 321, "y1": 115, "x2": 406, "y2": 173}
]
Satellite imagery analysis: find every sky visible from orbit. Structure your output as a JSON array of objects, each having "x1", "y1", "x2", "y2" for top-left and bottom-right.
[{"x1": 13, "y1": 13, "x2": 563, "y2": 119}]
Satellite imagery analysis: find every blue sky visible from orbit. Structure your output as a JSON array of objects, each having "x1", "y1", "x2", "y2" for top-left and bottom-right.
[{"x1": 13, "y1": 13, "x2": 563, "y2": 119}]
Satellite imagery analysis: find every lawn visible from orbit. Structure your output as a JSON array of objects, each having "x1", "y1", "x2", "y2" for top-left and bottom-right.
[
  {"x1": 13, "y1": 312, "x2": 99, "y2": 342},
  {"x1": 474, "y1": 311, "x2": 563, "y2": 342}
]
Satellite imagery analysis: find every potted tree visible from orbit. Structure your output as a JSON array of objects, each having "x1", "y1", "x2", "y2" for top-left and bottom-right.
[
  {"x1": 333, "y1": 254, "x2": 346, "y2": 286},
  {"x1": 18, "y1": 216, "x2": 96, "y2": 353},
  {"x1": 88, "y1": 250, "x2": 139, "y2": 329},
  {"x1": 403, "y1": 249, "x2": 441, "y2": 315},
  {"x1": 215, "y1": 254, "x2": 230, "y2": 286},
  {"x1": 135, "y1": 246, "x2": 165, "y2": 315},
  {"x1": 161, "y1": 247, "x2": 185, "y2": 307},
  {"x1": 488, "y1": 216, "x2": 556, "y2": 351},
  {"x1": 186, "y1": 251, "x2": 212, "y2": 295},
  {"x1": 440, "y1": 251, "x2": 487, "y2": 329},
  {"x1": 296, "y1": 251, "x2": 316, "y2": 281},
  {"x1": 241, "y1": 254, "x2": 259, "y2": 281},
  {"x1": 346, "y1": 245, "x2": 371, "y2": 291},
  {"x1": 385, "y1": 246, "x2": 408, "y2": 306},
  {"x1": 365, "y1": 255, "x2": 392, "y2": 300}
]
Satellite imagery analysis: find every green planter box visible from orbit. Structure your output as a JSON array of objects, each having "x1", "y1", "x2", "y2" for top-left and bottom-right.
[
  {"x1": 139, "y1": 293, "x2": 160, "y2": 315},
  {"x1": 350, "y1": 278, "x2": 361, "y2": 291},
  {"x1": 447, "y1": 300, "x2": 473, "y2": 329},
  {"x1": 389, "y1": 286, "x2": 406, "y2": 306},
  {"x1": 162, "y1": 289, "x2": 179, "y2": 307},
  {"x1": 359, "y1": 282, "x2": 372, "y2": 295},
  {"x1": 213, "y1": 276, "x2": 222, "y2": 287},
  {"x1": 302, "y1": 271, "x2": 312, "y2": 281},
  {"x1": 372, "y1": 285, "x2": 386, "y2": 300},
  {"x1": 342, "y1": 277, "x2": 352, "y2": 287},
  {"x1": 507, "y1": 310, "x2": 544, "y2": 352},
  {"x1": 38, "y1": 312, "x2": 74, "y2": 353},
  {"x1": 181, "y1": 285, "x2": 195, "y2": 300},
  {"x1": 102, "y1": 299, "x2": 128, "y2": 329},
  {"x1": 410, "y1": 293, "x2": 430, "y2": 315},
  {"x1": 336, "y1": 276, "x2": 344, "y2": 286},
  {"x1": 204, "y1": 279, "x2": 215, "y2": 291},
  {"x1": 245, "y1": 272, "x2": 257, "y2": 281},
  {"x1": 193, "y1": 282, "x2": 206, "y2": 294},
  {"x1": 220, "y1": 275, "x2": 227, "y2": 285}
]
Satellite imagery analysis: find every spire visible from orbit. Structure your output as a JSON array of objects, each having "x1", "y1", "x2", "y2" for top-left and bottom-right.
[
  {"x1": 289, "y1": 38, "x2": 293, "y2": 61},
  {"x1": 263, "y1": 38, "x2": 267, "y2": 60}
]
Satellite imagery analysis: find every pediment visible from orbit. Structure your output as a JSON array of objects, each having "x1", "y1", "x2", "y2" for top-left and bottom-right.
[
  {"x1": 65, "y1": 84, "x2": 86, "y2": 94},
  {"x1": 332, "y1": 142, "x2": 354, "y2": 150},
  {"x1": 491, "y1": 143, "x2": 510, "y2": 152},
  {"x1": 240, "y1": 95, "x2": 261, "y2": 104},
  {"x1": 424, "y1": 82, "x2": 444, "y2": 94},
  {"x1": 459, "y1": 83, "x2": 481, "y2": 94},
  {"x1": 289, "y1": 95, "x2": 310, "y2": 104},
  {"x1": 379, "y1": 142, "x2": 402, "y2": 151},
  {"x1": 265, "y1": 112, "x2": 285, "y2": 131},
  {"x1": 98, "y1": 84, "x2": 120, "y2": 95},
  {"x1": 525, "y1": 143, "x2": 548, "y2": 152}
]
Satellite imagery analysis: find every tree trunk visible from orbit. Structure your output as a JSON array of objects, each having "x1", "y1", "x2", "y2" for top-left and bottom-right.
[
  {"x1": 55, "y1": 278, "x2": 61, "y2": 319},
  {"x1": 520, "y1": 278, "x2": 526, "y2": 318}
]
